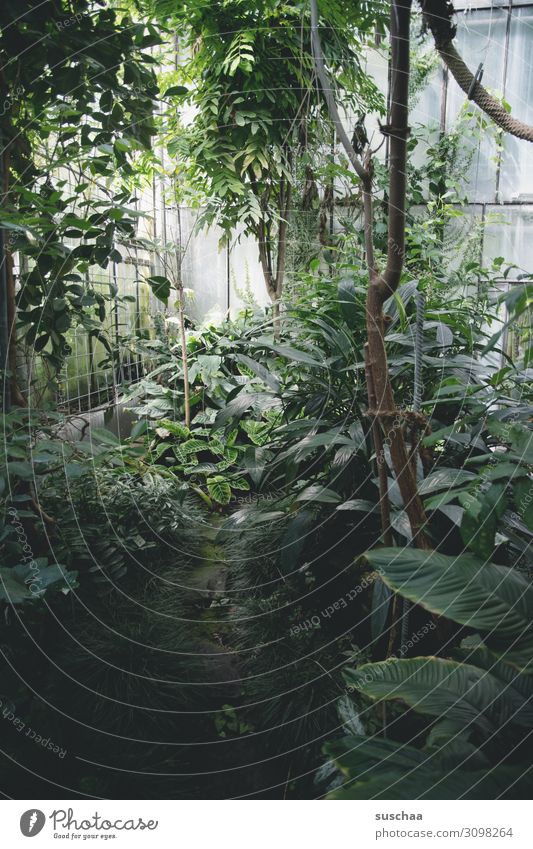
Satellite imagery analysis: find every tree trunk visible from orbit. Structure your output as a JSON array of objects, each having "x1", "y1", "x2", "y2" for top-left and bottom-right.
[
  {"x1": 257, "y1": 220, "x2": 275, "y2": 299},
  {"x1": 365, "y1": 281, "x2": 430, "y2": 548},
  {"x1": 311, "y1": 0, "x2": 429, "y2": 546},
  {"x1": 274, "y1": 180, "x2": 291, "y2": 301},
  {"x1": 272, "y1": 179, "x2": 292, "y2": 337},
  {"x1": 177, "y1": 283, "x2": 190, "y2": 428},
  {"x1": 1, "y1": 144, "x2": 25, "y2": 406},
  {"x1": 364, "y1": 0, "x2": 430, "y2": 548},
  {"x1": 176, "y1": 206, "x2": 190, "y2": 427}
]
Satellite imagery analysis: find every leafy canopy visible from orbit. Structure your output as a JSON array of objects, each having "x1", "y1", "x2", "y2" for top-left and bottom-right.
[{"x1": 153, "y1": 0, "x2": 385, "y2": 237}]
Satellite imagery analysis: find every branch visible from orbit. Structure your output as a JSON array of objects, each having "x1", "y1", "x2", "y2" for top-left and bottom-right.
[
  {"x1": 257, "y1": 220, "x2": 275, "y2": 297},
  {"x1": 364, "y1": 343, "x2": 392, "y2": 545},
  {"x1": 309, "y1": 0, "x2": 370, "y2": 187},
  {"x1": 362, "y1": 154, "x2": 376, "y2": 274},
  {"x1": 176, "y1": 206, "x2": 191, "y2": 428},
  {"x1": 275, "y1": 178, "x2": 292, "y2": 298},
  {"x1": 30, "y1": 484, "x2": 56, "y2": 526}
]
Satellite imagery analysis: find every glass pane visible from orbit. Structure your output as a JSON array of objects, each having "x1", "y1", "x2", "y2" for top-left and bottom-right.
[
  {"x1": 453, "y1": 0, "x2": 508, "y2": 12},
  {"x1": 364, "y1": 45, "x2": 389, "y2": 156},
  {"x1": 499, "y1": 7, "x2": 533, "y2": 201},
  {"x1": 482, "y1": 205, "x2": 533, "y2": 278},
  {"x1": 229, "y1": 231, "x2": 270, "y2": 314},
  {"x1": 180, "y1": 208, "x2": 229, "y2": 324},
  {"x1": 410, "y1": 38, "x2": 444, "y2": 174},
  {"x1": 410, "y1": 45, "x2": 443, "y2": 132},
  {"x1": 443, "y1": 205, "x2": 484, "y2": 275},
  {"x1": 504, "y1": 283, "x2": 532, "y2": 362},
  {"x1": 446, "y1": 8, "x2": 508, "y2": 202},
  {"x1": 454, "y1": 0, "x2": 509, "y2": 9}
]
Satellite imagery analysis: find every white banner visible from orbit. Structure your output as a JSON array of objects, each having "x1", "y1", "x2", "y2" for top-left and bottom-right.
[{"x1": 1, "y1": 800, "x2": 531, "y2": 848}]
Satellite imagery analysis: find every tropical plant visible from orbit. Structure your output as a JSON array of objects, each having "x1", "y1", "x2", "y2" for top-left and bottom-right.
[
  {"x1": 1, "y1": 470, "x2": 240, "y2": 798},
  {"x1": 0, "y1": 0, "x2": 159, "y2": 402},
  {"x1": 0, "y1": 409, "x2": 79, "y2": 604},
  {"x1": 318, "y1": 291, "x2": 533, "y2": 798},
  {"x1": 148, "y1": 0, "x2": 385, "y2": 310},
  {"x1": 322, "y1": 541, "x2": 533, "y2": 799}
]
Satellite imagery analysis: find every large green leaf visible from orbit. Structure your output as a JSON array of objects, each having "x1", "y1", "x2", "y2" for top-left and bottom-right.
[
  {"x1": 145, "y1": 275, "x2": 171, "y2": 304},
  {"x1": 459, "y1": 481, "x2": 507, "y2": 559},
  {"x1": 488, "y1": 419, "x2": 533, "y2": 464},
  {"x1": 279, "y1": 510, "x2": 315, "y2": 575},
  {"x1": 326, "y1": 730, "x2": 488, "y2": 786},
  {"x1": 514, "y1": 477, "x2": 533, "y2": 531},
  {"x1": 365, "y1": 548, "x2": 533, "y2": 669},
  {"x1": 234, "y1": 354, "x2": 280, "y2": 392},
  {"x1": 418, "y1": 468, "x2": 476, "y2": 495},
  {"x1": 453, "y1": 645, "x2": 533, "y2": 703},
  {"x1": 251, "y1": 338, "x2": 324, "y2": 367},
  {"x1": 0, "y1": 562, "x2": 78, "y2": 604},
  {"x1": 295, "y1": 484, "x2": 341, "y2": 504},
  {"x1": 326, "y1": 734, "x2": 531, "y2": 799},
  {"x1": 337, "y1": 499, "x2": 377, "y2": 512},
  {"x1": 327, "y1": 734, "x2": 434, "y2": 778},
  {"x1": 239, "y1": 420, "x2": 270, "y2": 446},
  {"x1": 215, "y1": 391, "x2": 271, "y2": 427},
  {"x1": 0, "y1": 567, "x2": 37, "y2": 604},
  {"x1": 371, "y1": 578, "x2": 392, "y2": 643},
  {"x1": 344, "y1": 657, "x2": 532, "y2": 732},
  {"x1": 287, "y1": 428, "x2": 352, "y2": 460},
  {"x1": 89, "y1": 427, "x2": 121, "y2": 446},
  {"x1": 337, "y1": 275, "x2": 358, "y2": 327},
  {"x1": 207, "y1": 476, "x2": 232, "y2": 505}
]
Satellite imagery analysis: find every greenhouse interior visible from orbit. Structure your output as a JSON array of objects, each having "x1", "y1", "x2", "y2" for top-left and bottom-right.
[{"x1": 1, "y1": 0, "x2": 533, "y2": 809}]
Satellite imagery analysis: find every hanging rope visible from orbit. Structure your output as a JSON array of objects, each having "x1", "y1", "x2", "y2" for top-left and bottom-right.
[{"x1": 419, "y1": 0, "x2": 533, "y2": 143}]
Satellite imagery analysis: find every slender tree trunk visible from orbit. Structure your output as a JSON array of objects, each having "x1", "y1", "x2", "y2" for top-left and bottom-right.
[
  {"x1": 257, "y1": 220, "x2": 275, "y2": 298},
  {"x1": 271, "y1": 179, "x2": 292, "y2": 337},
  {"x1": 274, "y1": 182, "x2": 291, "y2": 300},
  {"x1": 364, "y1": 0, "x2": 430, "y2": 548},
  {"x1": 365, "y1": 281, "x2": 430, "y2": 548},
  {"x1": 1, "y1": 144, "x2": 25, "y2": 406},
  {"x1": 311, "y1": 0, "x2": 429, "y2": 546},
  {"x1": 364, "y1": 343, "x2": 392, "y2": 545},
  {"x1": 253, "y1": 160, "x2": 291, "y2": 338},
  {"x1": 176, "y1": 207, "x2": 190, "y2": 428},
  {"x1": 177, "y1": 282, "x2": 190, "y2": 428}
]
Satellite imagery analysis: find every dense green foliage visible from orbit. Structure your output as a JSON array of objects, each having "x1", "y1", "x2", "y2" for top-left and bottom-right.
[
  {"x1": 1, "y1": 0, "x2": 532, "y2": 802},
  {"x1": 149, "y1": 0, "x2": 385, "y2": 300},
  {"x1": 0, "y1": 0, "x2": 158, "y2": 377}
]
